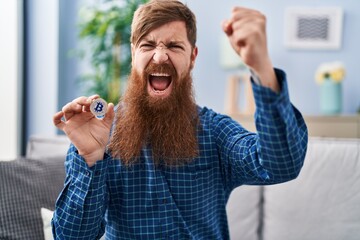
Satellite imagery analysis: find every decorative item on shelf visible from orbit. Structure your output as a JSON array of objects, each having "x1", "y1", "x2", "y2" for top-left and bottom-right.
[
  {"x1": 220, "y1": 35, "x2": 255, "y2": 116},
  {"x1": 315, "y1": 61, "x2": 346, "y2": 115}
]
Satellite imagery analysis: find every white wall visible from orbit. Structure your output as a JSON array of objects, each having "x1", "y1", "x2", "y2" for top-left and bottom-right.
[
  {"x1": 0, "y1": 1, "x2": 19, "y2": 160},
  {"x1": 26, "y1": 0, "x2": 59, "y2": 139},
  {"x1": 186, "y1": 0, "x2": 360, "y2": 115},
  {"x1": 24, "y1": 0, "x2": 360, "y2": 140}
]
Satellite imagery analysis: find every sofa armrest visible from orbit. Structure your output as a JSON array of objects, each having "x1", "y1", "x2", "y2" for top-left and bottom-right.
[
  {"x1": 26, "y1": 135, "x2": 70, "y2": 159},
  {"x1": 262, "y1": 137, "x2": 360, "y2": 240}
]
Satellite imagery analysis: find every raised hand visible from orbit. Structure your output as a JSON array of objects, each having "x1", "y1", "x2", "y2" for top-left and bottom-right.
[
  {"x1": 222, "y1": 7, "x2": 279, "y2": 92},
  {"x1": 53, "y1": 95, "x2": 115, "y2": 166}
]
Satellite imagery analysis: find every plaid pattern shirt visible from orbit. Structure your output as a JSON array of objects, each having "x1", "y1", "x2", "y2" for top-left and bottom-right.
[{"x1": 52, "y1": 69, "x2": 308, "y2": 239}]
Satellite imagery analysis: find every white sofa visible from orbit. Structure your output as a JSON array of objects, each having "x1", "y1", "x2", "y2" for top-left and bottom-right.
[
  {"x1": 1, "y1": 136, "x2": 359, "y2": 239},
  {"x1": 227, "y1": 137, "x2": 360, "y2": 240}
]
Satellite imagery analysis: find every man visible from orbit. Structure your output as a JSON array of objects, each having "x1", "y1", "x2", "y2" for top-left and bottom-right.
[{"x1": 52, "y1": 0, "x2": 308, "y2": 239}]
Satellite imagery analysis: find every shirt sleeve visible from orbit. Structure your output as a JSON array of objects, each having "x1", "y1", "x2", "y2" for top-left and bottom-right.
[
  {"x1": 213, "y1": 68, "x2": 308, "y2": 190},
  {"x1": 51, "y1": 144, "x2": 110, "y2": 240}
]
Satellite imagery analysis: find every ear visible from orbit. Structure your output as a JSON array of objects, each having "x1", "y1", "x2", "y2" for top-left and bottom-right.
[{"x1": 190, "y1": 46, "x2": 198, "y2": 69}]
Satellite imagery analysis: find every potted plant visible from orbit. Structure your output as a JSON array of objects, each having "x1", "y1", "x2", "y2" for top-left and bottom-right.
[
  {"x1": 77, "y1": 0, "x2": 149, "y2": 104},
  {"x1": 315, "y1": 61, "x2": 346, "y2": 114}
]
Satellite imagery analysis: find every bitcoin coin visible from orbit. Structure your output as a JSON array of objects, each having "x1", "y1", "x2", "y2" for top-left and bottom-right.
[{"x1": 90, "y1": 98, "x2": 107, "y2": 119}]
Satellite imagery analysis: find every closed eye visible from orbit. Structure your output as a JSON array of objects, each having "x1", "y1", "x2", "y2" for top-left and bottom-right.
[
  {"x1": 168, "y1": 43, "x2": 184, "y2": 50},
  {"x1": 139, "y1": 43, "x2": 155, "y2": 50}
]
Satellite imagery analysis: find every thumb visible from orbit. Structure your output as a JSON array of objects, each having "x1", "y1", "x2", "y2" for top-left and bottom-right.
[
  {"x1": 222, "y1": 19, "x2": 233, "y2": 36},
  {"x1": 103, "y1": 103, "x2": 115, "y2": 127}
]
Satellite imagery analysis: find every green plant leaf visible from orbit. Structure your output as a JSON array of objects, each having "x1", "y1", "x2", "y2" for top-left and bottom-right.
[{"x1": 75, "y1": 0, "x2": 149, "y2": 104}]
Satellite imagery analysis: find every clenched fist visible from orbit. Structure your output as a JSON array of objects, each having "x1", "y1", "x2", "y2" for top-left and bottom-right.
[{"x1": 222, "y1": 7, "x2": 279, "y2": 92}]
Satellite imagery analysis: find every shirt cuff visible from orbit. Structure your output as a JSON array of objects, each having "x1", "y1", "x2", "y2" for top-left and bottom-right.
[
  {"x1": 251, "y1": 68, "x2": 290, "y2": 113},
  {"x1": 249, "y1": 69, "x2": 262, "y2": 85},
  {"x1": 65, "y1": 144, "x2": 110, "y2": 188}
]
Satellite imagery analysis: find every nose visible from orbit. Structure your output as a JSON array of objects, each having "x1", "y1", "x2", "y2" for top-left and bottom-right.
[{"x1": 152, "y1": 46, "x2": 169, "y2": 64}]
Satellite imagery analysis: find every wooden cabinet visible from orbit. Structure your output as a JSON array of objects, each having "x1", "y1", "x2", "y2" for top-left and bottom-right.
[{"x1": 229, "y1": 114, "x2": 360, "y2": 138}]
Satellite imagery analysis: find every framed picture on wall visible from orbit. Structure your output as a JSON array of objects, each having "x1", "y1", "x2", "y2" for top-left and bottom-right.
[{"x1": 284, "y1": 7, "x2": 344, "y2": 50}]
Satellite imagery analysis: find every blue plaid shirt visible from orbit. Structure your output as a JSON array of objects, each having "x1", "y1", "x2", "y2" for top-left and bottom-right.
[{"x1": 52, "y1": 69, "x2": 308, "y2": 239}]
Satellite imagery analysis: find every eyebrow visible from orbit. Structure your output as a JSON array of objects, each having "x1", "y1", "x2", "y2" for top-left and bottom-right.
[
  {"x1": 141, "y1": 38, "x2": 186, "y2": 46},
  {"x1": 141, "y1": 39, "x2": 156, "y2": 45}
]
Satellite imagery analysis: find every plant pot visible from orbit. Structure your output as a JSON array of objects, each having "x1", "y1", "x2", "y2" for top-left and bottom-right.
[{"x1": 320, "y1": 79, "x2": 342, "y2": 115}]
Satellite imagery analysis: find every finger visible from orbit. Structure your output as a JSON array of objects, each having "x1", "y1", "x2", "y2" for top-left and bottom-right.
[
  {"x1": 222, "y1": 19, "x2": 233, "y2": 36},
  {"x1": 223, "y1": 7, "x2": 259, "y2": 36},
  {"x1": 72, "y1": 95, "x2": 98, "y2": 108},
  {"x1": 230, "y1": 12, "x2": 266, "y2": 42},
  {"x1": 232, "y1": 6, "x2": 248, "y2": 12},
  {"x1": 87, "y1": 94, "x2": 100, "y2": 103},
  {"x1": 53, "y1": 111, "x2": 66, "y2": 130},
  {"x1": 62, "y1": 101, "x2": 81, "y2": 121},
  {"x1": 83, "y1": 95, "x2": 101, "y2": 112},
  {"x1": 231, "y1": 7, "x2": 261, "y2": 18},
  {"x1": 77, "y1": 95, "x2": 98, "y2": 107},
  {"x1": 103, "y1": 103, "x2": 115, "y2": 126},
  {"x1": 231, "y1": 19, "x2": 256, "y2": 43},
  {"x1": 62, "y1": 96, "x2": 93, "y2": 120}
]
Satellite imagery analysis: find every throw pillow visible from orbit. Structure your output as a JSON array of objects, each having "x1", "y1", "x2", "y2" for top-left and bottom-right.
[
  {"x1": 0, "y1": 156, "x2": 65, "y2": 240},
  {"x1": 41, "y1": 208, "x2": 54, "y2": 240}
]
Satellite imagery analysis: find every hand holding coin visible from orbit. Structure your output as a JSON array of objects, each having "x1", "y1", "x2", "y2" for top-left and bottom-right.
[{"x1": 53, "y1": 95, "x2": 115, "y2": 166}]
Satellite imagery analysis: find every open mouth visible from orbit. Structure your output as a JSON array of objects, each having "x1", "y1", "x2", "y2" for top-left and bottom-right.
[{"x1": 148, "y1": 73, "x2": 173, "y2": 98}]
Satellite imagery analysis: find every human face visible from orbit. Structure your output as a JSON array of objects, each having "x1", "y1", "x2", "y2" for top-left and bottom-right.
[{"x1": 131, "y1": 21, "x2": 198, "y2": 99}]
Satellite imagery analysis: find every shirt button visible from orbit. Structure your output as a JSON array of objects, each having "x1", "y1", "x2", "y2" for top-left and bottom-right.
[
  {"x1": 75, "y1": 207, "x2": 81, "y2": 215},
  {"x1": 85, "y1": 171, "x2": 90, "y2": 176}
]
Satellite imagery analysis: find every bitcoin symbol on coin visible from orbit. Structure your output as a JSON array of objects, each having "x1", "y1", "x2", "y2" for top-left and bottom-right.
[
  {"x1": 94, "y1": 102, "x2": 103, "y2": 112},
  {"x1": 90, "y1": 98, "x2": 107, "y2": 119}
]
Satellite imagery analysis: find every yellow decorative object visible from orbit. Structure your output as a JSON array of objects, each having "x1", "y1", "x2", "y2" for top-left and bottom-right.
[{"x1": 315, "y1": 61, "x2": 346, "y2": 85}]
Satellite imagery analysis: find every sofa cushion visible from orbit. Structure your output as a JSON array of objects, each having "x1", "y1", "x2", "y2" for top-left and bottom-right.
[
  {"x1": 262, "y1": 137, "x2": 360, "y2": 240},
  {"x1": 41, "y1": 208, "x2": 55, "y2": 240},
  {"x1": 0, "y1": 156, "x2": 65, "y2": 240},
  {"x1": 227, "y1": 185, "x2": 262, "y2": 240},
  {"x1": 26, "y1": 135, "x2": 70, "y2": 159}
]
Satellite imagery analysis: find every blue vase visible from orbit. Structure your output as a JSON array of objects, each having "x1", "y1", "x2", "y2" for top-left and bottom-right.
[{"x1": 320, "y1": 79, "x2": 342, "y2": 114}]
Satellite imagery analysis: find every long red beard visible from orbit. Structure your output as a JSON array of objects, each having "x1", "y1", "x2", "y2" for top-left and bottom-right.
[{"x1": 108, "y1": 63, "x2": 199, "y2": 166}]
